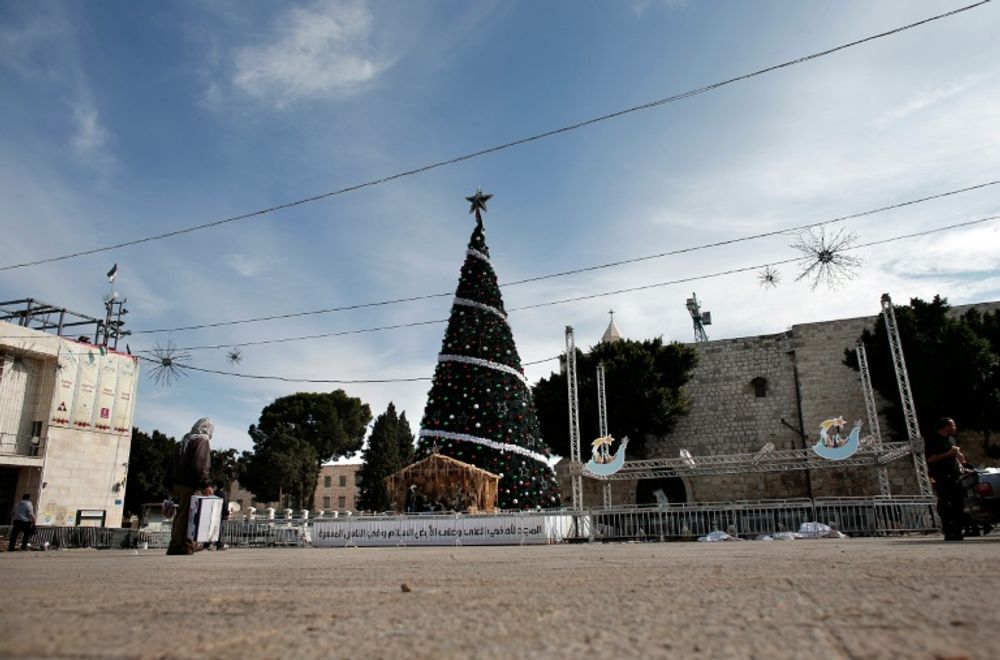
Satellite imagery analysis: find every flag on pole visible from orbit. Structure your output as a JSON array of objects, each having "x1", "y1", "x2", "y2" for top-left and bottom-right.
[{"x1": 107, "y1": 263, "x2": 118, "y2": 283}]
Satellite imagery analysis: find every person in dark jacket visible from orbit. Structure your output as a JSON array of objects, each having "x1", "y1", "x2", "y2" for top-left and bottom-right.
[
  {"x1": 925, "y1": 417, "x2": 966, "y2": 541},
  {"x1": 165, "y1": 417, "x2": 214, "y2": 555},
  {"x1": 8, "y1": 494, "x2": 35, "y2": 551}
]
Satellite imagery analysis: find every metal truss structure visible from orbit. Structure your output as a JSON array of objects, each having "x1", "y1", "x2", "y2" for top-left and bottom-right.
[
  {"x1": 565, "y1": 326, "x2": 583, "y2": 510},
  {"x1": 595, "y1": 362, "x2": 613, "y2": 508},
  {"x1": 0, "y1": 297, "x2": 129, "y2": 349},
  {"x1": 880, "y1": 294, "x2": 934, "y2": 498},
  {"x1": 567, "y1": 294, "x2": 934, "y2": 504},
  {"x1": 586, "y1": 441, "x2": 914, "y2": 482}
]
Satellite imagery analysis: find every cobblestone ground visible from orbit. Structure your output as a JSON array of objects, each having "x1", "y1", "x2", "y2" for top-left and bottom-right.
[{"x1": 1, "y1": 536, "x2": 998, "y2": 659}]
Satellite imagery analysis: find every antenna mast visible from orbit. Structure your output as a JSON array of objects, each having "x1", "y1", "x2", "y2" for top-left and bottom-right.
[{"x1": 686, "y1": 292, "x2": 711, "y2": 342}]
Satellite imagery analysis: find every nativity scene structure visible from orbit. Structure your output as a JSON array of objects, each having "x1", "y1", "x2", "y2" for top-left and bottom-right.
[{"x1": 413, "y1": 191, "x2": 562, "y2": 510}]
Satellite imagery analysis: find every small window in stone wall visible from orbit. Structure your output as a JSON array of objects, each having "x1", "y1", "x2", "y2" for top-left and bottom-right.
[{"x1": 751, "y1": 377, "x2": 768, "y2": 398}]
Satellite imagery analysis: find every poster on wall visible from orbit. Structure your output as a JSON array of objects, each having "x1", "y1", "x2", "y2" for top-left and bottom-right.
[
  {"x1": 94, "y1": 356, "x2": 119, "y2": 432},
  {"x1": 50, "y1": 340, "x2": 81, "y2": 427},
  {"x1": 70, "y1": 347, "x2": 101, "y2": 429},
  {"x1": 112, "y1": 355, "x2": 138, "y2": 435}
]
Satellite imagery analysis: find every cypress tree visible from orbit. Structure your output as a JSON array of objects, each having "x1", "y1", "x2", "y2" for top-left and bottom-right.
[{"x1": 357, "y1": 403, "x2": 414, "y2": 511}]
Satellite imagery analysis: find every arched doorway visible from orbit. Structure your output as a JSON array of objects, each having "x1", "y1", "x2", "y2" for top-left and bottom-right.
[{"x1": 635, "y1": 477, "x2": 688, "y2": 505}]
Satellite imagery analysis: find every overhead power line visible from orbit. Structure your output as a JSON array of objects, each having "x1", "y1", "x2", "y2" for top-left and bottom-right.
[
  {"x1": 133, "y1": 178, "x2": 1000, "y2": 335},
  {"x1": 137, "y1": 353, "x2": 562, "y2": 385},
  {"x1": 130, "y1": 212, "x2": 1000, "y2": 367},
  {"x1": 2, "y1": 0, "x2": 989, "y2": 273}
]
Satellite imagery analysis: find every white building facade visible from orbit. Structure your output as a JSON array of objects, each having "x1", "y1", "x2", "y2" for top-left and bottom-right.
[{"x1": 1, "y1": 322, "x2": 139, "y2": 527}]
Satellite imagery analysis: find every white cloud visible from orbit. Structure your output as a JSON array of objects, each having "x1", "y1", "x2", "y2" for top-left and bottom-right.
[
  {"x1": 631, "y1": 0, "x2": 687, "y2": 17},
  {"x1": 70, "y1": 105, "x2": 110, "y2": 152},
  {"x1": 231, "y1": 2, "x2": 390, "y2": 108},
  {"x1": 223, "y1": 253, "x2": 284, "y2": 278},
  {"x1": 878, "y1": 73, "x2": 991, "y2": 126}
]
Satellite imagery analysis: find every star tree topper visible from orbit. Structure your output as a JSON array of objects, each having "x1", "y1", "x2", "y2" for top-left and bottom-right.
[{"x1": 466, "y1": 188, "x2": 493, "y2": 223}]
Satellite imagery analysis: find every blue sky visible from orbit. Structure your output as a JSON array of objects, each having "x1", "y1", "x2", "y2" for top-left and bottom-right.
[{"x1": 2, "y1": 0, "x2": 998, "y2": 456}]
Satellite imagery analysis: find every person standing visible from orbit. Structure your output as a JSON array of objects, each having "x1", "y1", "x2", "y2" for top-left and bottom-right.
[
  {"x1": 8, "y1": 494, "x2": 35, "y2": 551},
  {"x1": 165, "y1": 417, "x2": 214, "y2": 555},
  {"x1": 925, "y1": 417, "x2": 966, "y2": 541}
]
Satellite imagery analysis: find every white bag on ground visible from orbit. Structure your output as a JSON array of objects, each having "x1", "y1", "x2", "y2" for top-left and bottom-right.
[
  {"x1": 798, "y1": 521, "x2": 847, "y2": 539},
  {"x1": 188, "y1": 495, "x2": 223, "y2": 543}
]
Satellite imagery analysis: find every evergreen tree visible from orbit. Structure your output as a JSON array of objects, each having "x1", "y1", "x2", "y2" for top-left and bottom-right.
[
  {"x1": 845, "y1": 295, "x2": 1000, "y2": 441},
  {"x1": 415, "y1": 193, "x2": 561, "y2": 509},
  {"x1": 533, "y1": 337, "x2": 699, "y2": 458},
  {"x1": 357, "y1": 402, "x2": 415, "y2": 511},
  {"x1": 124, "y1": 427, "x2": 176, "y2": 516}
]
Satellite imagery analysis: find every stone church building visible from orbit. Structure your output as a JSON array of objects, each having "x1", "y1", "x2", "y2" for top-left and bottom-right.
[{"x1": 557, "y1": 300, "x2": 999, "y2": 508}]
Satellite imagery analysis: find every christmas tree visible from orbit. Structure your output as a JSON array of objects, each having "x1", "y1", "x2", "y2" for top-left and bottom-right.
[{"x1": 415, "y1": 191, "x2": 562, "y2": 510}]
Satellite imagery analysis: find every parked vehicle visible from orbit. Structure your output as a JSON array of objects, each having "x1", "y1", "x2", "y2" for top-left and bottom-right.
[{"x1": 961, "y1": 468, "x2": 1000, "y2": 532}]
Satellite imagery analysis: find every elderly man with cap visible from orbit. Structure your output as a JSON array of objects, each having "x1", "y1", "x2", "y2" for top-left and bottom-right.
[{"x1": 165, "y1": 417, "x2": 214, "y2": 555}]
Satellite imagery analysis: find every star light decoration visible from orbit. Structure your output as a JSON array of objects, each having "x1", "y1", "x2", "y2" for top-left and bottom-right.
[
  {"x1": 758, "y1": 265, "x2": 781, "y2": 289},
  {"x1": 791, "y1": 227, "x2": 863, "y2": 290},
  {"x1": 148, "y1": 341, "x2": 190, "y2": 386},
  {"x1": 466, "y1": 188, "x2": 492, "y2": 223}
]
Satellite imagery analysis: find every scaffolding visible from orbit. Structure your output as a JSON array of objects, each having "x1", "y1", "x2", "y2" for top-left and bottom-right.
[
  {"x1": 0, "y1": 298, "x2": 129, "y2": 349},
  {"x1": 576, "y1": 294, "x2": 934, "y2": 504}
]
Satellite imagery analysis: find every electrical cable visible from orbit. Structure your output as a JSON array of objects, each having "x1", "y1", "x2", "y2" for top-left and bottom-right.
[
  {"x1": 131, "y1": 178, "x2": 1000, "y2": 334},
  {"x1": 136, "y1": 353, "x2": 563, "y2": 384},
  {"x1": 10, "y1": 211, "x2": 999, "y2": 349},
  {"x1": 1, "y1": 0, "x2": 989, "y2": 273}
]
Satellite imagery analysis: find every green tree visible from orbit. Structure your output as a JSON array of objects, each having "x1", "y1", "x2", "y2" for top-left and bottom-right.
[
  {"x1": 357, "y1": 403, "x2": 415, "y2": 512},
  {"x1": 241, "y1": 391, "x2": 372, "y2": 509},
  {"x1": 845, "y1": 296, "x2": 1000, "y2": 442},
  {"x1": 238, "y1": 432, "x2": 319, "y2": 510},
  {"x1": 124, "y1": 427, "x2": 176, "y2": 517},
  {"x1": 532, "y1": 337, "x2": 699, "y2": 458},
  {"x1": 415, "y1": 209, "x2": 562, "y2": 509},
  {"x1": 209, "y1": 447, "x2": 242, "y2": 494}
]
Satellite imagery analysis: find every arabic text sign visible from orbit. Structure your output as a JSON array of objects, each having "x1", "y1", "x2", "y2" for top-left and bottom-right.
[{"x1": 313, "y1": 514, "x2": 573, "y2": 547}]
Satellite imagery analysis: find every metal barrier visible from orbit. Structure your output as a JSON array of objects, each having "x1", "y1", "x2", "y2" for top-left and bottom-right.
[{"x1": 0, "y1": 497, "x2": 957, "y2": 550}]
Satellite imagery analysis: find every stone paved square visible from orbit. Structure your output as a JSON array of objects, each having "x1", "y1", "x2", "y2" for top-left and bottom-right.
[{"x1": 2, "y1": 537, "x2": 998, "y2": 659}]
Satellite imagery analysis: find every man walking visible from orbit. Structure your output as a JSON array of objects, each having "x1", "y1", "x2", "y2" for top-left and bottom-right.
[
  {"x1": 8, "y1": 494, "x2": 35, "y2": 551},
  {"x1": 925, "y1": 417, "x2": 966, "y2": 541},
  {"x1": 165, "y1": 417, "x2": 214, "y2": 555}
]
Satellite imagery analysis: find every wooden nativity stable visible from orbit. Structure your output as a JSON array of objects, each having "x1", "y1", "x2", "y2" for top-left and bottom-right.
[{"x1": 385, "y1": 453, "x2": 500, "y2": 513}]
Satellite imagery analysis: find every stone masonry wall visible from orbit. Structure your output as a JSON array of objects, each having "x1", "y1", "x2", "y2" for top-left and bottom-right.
[{"x1": 647, "y1": 332, "x2": 808, "y2": 502}]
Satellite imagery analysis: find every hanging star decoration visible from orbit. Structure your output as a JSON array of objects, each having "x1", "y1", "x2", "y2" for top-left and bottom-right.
[
  {"x1": 148, "y1": 340, "x2": 191, "y2": 386},
  {"x1": 758, "y1": 265, "x2": 781, "y2": 289},
  {"x1": 466, "y1": 188, "x2": 492, "y2": 223},
  {"x1": 226, "y1": 347, "x2": 243, "y2": 365},
  {"x1": 791, "y1": 226, "x2": 862, "y2": 290}
]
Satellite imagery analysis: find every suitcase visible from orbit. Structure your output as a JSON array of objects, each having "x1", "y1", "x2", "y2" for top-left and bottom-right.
[{"x1": 188, "y1": 495, "x2": 223, "y2": 543}]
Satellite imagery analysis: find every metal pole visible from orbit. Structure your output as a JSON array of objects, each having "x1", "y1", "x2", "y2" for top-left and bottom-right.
[{"x1": 857, "y1": 341, "x2": 891, "y2": 496}]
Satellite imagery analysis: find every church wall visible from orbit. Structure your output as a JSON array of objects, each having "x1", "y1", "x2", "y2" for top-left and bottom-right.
[{"x1": 646, "y1": 332, "x2": 808, "y2": 502}]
